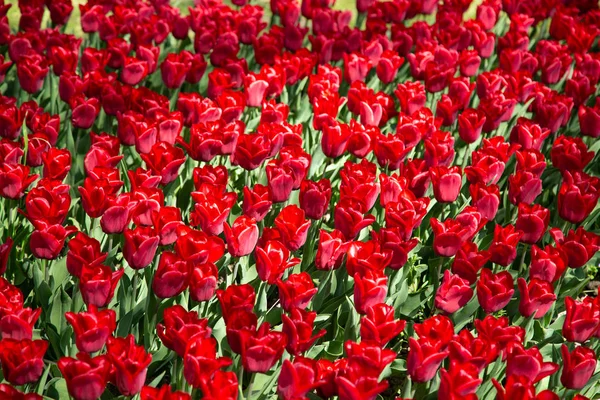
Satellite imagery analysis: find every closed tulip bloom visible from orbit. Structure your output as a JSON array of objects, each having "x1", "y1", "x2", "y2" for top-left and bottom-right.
[
  {"x1": 183, "y1": 336, "x2": 232, "y2": 388},
  {"x1": 0, "y1": 338, "x2": 48, "y2": 385},
  {"x1": 515, "y1": 203, "x2": 550, "y2": 244},
  {"x1": 335, "y1": 198, "x2": 376, "y2": 240},
  {"x1": 123, "y1": 226, "x2": 159, "y2": 270},
  {"x1": 0, "y1": 308, "x2": 41, "y2": 341},
  {"x1": 561, "y1": 344, "x2": 597, "y2": 389},
  {"x1": 505, "y1": 342, "x2": 559, "y2": 384},
  {"x1": 430, "y1": 216, "x2": 478, "y2": 258},
  {"x1": 64, "y1": 306, "x2": 116, "y2": 353},
  {"x1": 353, "y1": 271, "x2": 388, "y2": 315},
  {"x1": 255, "y1": 240, "x2": 300, "y2": 284},
  {"x1": 79, "y1": 264, "x2": 124, "y2": 308},
  {"x1": 0, "y1": 163, "x2": 38, "y2": 199},
  {"x1": 430, "y1": 166, "x2": 462, "y2": 203},
  {"x1": 16, "y1": 54, "x2": 48, "y2": 94},
  {"x1": 551, "y1": 135, "x2": 595, "y2": 173},
  {"x1": 563, "y1": 296, "x2": 600, "y2": 343},
  {"x1": 278, "y1": 358, "x2": 323, "y2": 400},
  {"x1": 266, "y1": 162, "x2": 295, "y2": 203},
  {"x1": 29, "y1": 223, "x2": 77, "y2": 260},
  {"x1": 41, "y1": 148, "x2": 71, "y2": 181},
  {"x1": 530, "y1": 245, "x2": 568, "y2": 283},
  {"x1": 107, "y1": 335, "x2": 152, "y2": 396},
  {"x1": 57, "y1": 353, "x2": 111, "y2": 400},
  {"x1": 439, "y1": 362, "x2": 482, "y2": 399},
  {"x1": 360, "y1": 303, "x2": 406, "y2": 346},
  {"x1": 435, "y1": 270, "x2": 473, "y2": 314},
  {"x1": 578, "y1": 102, "x2": 600, "y2": 138},
  {"x1": 376, "y1": 50, "x2": 404, "y2": 84},
  {"x1": 66, "y1": 233, "x2": 107, "y2": 278},
  {"x1": 476, "y1": 268, "x2": 514, "y2": 314},
  {"x1": 216, "y1": 284, "x2": 255, "y2": 324},
  {"x1": 223, "y1": 216, "x2": 259, "y2": 257},
  {"x1": 70, "y1": 96, "x2": 100, "y2": 130},
  {"x1": 299, "y1": 179, "x2": 332, "y2": 220},
  {"x1": 120, "y1": 57, "x2": 149, "y2": 86},
  {"x1": 189, "y1": 263, "x2": 218, "y2": 302},
  {"x1": 242, "y1": 322, "x2": 287, "y2": 373},
  {"x1": 141, "y1": 384, "x2": 191, "y2": 400},
  {"x1": 550, "y1": 227, "x2": 600, "y2": 269},
  {"x1": 517, "y1": 278, "x2": 556, "y2": 319},
  {"x1": 558, "y1": 171, "x2": 600, "y2": 224},
  {"x1": 274, "y1": 205, "x2": 311, "y2": 252},
  {"x1": 160, "y1": 52, "x2": 191, "y2": 89},
  {"x1": 488, "y1": 224, "x2": 523, "y2": 266},
  {"x1": 151, "y1": 252, "x2": 190, "y2": 299},
  {"x1": 407, "y1": 337, "x2": 449, "y2": 383},
  {"x1": 315, "y1": 229, "x2": 349, "y2": 271},
  {"x1": 277, "y1": 273, "x2": 317, "y2": 312},
  {"x1": 242, "y1": 184, "x2": 272, "y2": 222},
  {"x1": 452, "y1": 241, "x2": 490, "y2": 284},
  {"x1": 321, "y1": 120, "x2": 351, "y2": 158},
  {"x1": 281, "y1": 308, "x2": 326, "y2": 355},
  {"x1": 157, "y1": 305, "x2": 211, "y2": 358}
]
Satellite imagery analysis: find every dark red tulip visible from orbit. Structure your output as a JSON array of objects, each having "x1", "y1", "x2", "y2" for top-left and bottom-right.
[
  {"x1": 562, "y1": 296, "x2": 600, "y2": 344},
  {"x1": 277, "y1": 272, "x2": 317, "y2": 312},
  {"x1": 0, "y1": 338, "x2": 47, "y2": 385},
  {"x1": 299, "y1": 179, "x2": 332, "y2": 220},
  {"x1": 241, "y1": 323, "x2": 287, "y2": 373},
  {"x1": 183, "y1": 336, "x2": 232, "y2": 388},
  {"x1": 58, "y1": 353, "x2": 111, "y2": 400},
  {"x1": 353, "y1": 271, "x2": 388, "y2": 315},
  {"x1": 477, "y1": 268, "x2": 514, "y2": 314},
  {"x1": 515, "y1": 203, "x2": 550, "y2": 244},
  {"x1": 152, "y1": 252, "x2": 190, "y2": 299},
  {"x1": 407, "y1": 337, "x2": 449, "y2": 383},
  {"x1": 41, "y1": 148, "x2": 71, "y2": 181},
  {"x1": 123, "y1": 226, "x2": 159, "y2": 270},
  {"x1": 558, "y1": 171, "x2": 600, "y2": 224},
  {"x1": 0, "y1": 307, "x2": 40, "y2": 341},
  {"x1": 551, "y1": 135, "x2": 595, "y2": 173},
  {"x1": 107, "y1": 335, "x2": 152, "y2": 396},
  {"x1": 79, "y1": 264, "x2": 124, "y2": 308},
  {"x1": 488, "y1": 224, "x2": 523, "y2": 267}
]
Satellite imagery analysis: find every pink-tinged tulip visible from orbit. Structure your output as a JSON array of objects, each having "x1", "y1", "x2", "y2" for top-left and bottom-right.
[
  {"x1": 70, "y1": 96, "x2": 100, "y2": 130},
  {"x1": 335, "y1": 198, "x2": 376, "y2": 241},
  {"x1": 299, "y1": 179, "x2": 332, "y2": 220},
  {"x1": 469, "y1": 183, "x2": 500, "y2": 222},
  {"x1": 430, "y1": 166, "x2": 462, "y2": 203},
  {"x1": 561, "y1": 344, "x2": 596, "y2": 389},
  {"x1": 517, "y1": 278, "x2": 556, "y2": 319},
  {"x1": 244, "y1": 76, "x2": 269, "y2": 107},
  {"x1": 65, "y1": 306, "x2": 116, "y2": 353},
  {"x1": 360, "y1": 303, "x2": 406, "y2": 347},
  {"x1": 123, "y1": 226, "x2": 159, "y2": 270},
  {"x1": 353, "y1": 271, "x2": 388, "y2": 315},
  {"x1": 488, "y1": 224, "x2": 523, "y2": 267},
  {"x1": 241, "y1": 322, "x2": 287, "y2": 373},
  {"x1": 395, "y1": 81, "x2": 426, "y2": 115},
  {"x1": 578, "y1": 102, "x2": 600, "y2": 138},
  {"x1": 508, "y1": 171, "x2": 542, "y2": 205},
  {"x1": 255, "y1": 240, "x2": 300, "y2": 284},
  {"x1": 79, "y1": 264, "x2": 124, "y2": 308},
  {"x1": 505, "y1": 342, "x2": 559, "y2": 384},
  {"x1": 223, "y1": 216, "x2": 259, "y2": 257},
  {"x1": 183, "y1": 336, "x2": 232, "y2": 388},
  {"x1": 281, "y1": 308, "x2": 326, "y2": 356},
  {"x1": 458, "y1": 108, "x2": 486, "y2": 144},
  {"x1": 476, "y1": 268, "x2": 514, "y2": 314},
  {"x1": 274, "y1": 205, "x2": 311, "y2": 252},
  {"x1": 435, "y1": 270, "x2": 473, "y2": 314},
  {"x1": 407, "y1": 337, "x2": 449, "y2": 383},
  {"x1": 315, "y1": 229, "x2": 349, "y2": 271},
  {"x1": 0, "y1": 338, "x2": 47, "y2": 385},
  {"x1": 321, "y1": 120, "x2": 351, "y2": 158},
  {"x1": 563, "y1": 296, "x2": 600, "y2": 344},
  {"x1": 530, "y1": 245, "x2": 567, "y2": 283},
  {"x1": 266, "y1": 162, "x2": 295, "y2": 203},
  {"x1": 509, "y1": 118, "x2": 550, "y2": 151},
  {"x1": 376, "y1": 50, "x2": 404, "y2": 84},
  {"x1": 152, "y1": 207, "x2": 183, "y2": 246},
  {"x1": 152, "y1": 252, "x2": 190, "y2": 299},
  {"x1": 57, "y1": 353, "x2": 111, "y2": 400},
  {"x1": 16, "y1": 54, "x2": 48, "y2": 94},
  {"x1": 190, "y1": 186, "x2": 237, "y2": 236},
  {"x1": 242, "y1": 184, "x2": 272, "y2": 222},
  {"x1": 277, "y1": 273, "x2": 317, "y2": 312},
  {"x1": 107, "y1": 335, "x2": 152, "y2": 396},
  {"x1": 120, "y1": 57, "x2": 149, "y2": 86}
]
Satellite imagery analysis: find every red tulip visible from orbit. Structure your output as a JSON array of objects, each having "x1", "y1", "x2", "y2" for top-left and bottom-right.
[
  {"x1": 299, "y1": 179, "x2": 332, "y2": 220},
  {"x1": 430, "y1": 166, "x2": 462, "y2": 203},
  {"x1": 281, "y1": 308, "x2": 326, "y2": 356},
  {"x1": 241, "y1": 322, "x2": 287, "y2": 373},
  {"x1": 79, "y1": 264, "x2": 124, "y2": 308},
  {"x1": 66, "y1": 233, "x2": 107, "y2": 278},
  {"x1": 274, "y1": 205, "x2": 311, "y2": 252},
  {"x1": 278, "y1": 358, "x2": 323, "y2": 400},
  {"x1": 452, "y1": 241, "x2": 490, "y2": 284},
  {"x1": 255, "y1": 240, "x2": 300, "y2": 284},
  {"x1": 189, "y1": 263, "x2": 218, "y2": 302},
  {"x1": 488, "y1": 224, "x2": 523, "y2": 266},
  {"x1": 530, "y1": 245, "x2": 568, "y2": 283},
  {"x1": 560, "y1": 344, "x2": 596, "y2": 389},
  {"x1": 0, "y1": 237, "x2": 12, "y2": 275},
  {"x1": 505, "y1": 342, "x2": 559, "y2": 384},
  {"x1": 141, "y1": 384, "x2": 191, "y2": 400},
  {"x1": 435, "y1": 270, "x2": 473, "y2": 314},
  {"x1": 64, "y1": 306, "x2": 116, "y2": 353},
  {"x1": 183, "y1": 336, "x2": 232, "y2": 388},
  {"x1": 353, "y1": 271, "x2": 388, "y2": 315},
  {"x1": 558, "y1": 171, "x2": 600, "y2": 224},
  {"x1": 562, "y1": 296, "x2": 600, "y2": 344},
  {"x1": 152, "y1": 252, "x2": 190, "y2": 299},
  {"x1": 360, "y1": 303, "x2": 406, "y2": 346},
  {"x1": 223, "y1": 216, "x2": 259, "y2": 257},
  {"x1": 0, "y1": 338, "x2": 47, "y2": 385},
  {"x1": 175, "y1": 226, "x2": 225, "y2": 265},
  {"x1": 515, "y1": 203, "x2": 549, "y2": 244},
  {"x1": 517, "y1": 278, "x2": 556, "y2": 319},
  {"x1": 107, "y1": 335, "x2": 152, "y2": 396},
  {"x1": 57, "y1": 353, "x2": 111, "y2": 400},
  {"x1": 140, "y1": 142, "x2": 186, "y2": 185},
  {"x1": 277, "y1": 273, "x2": 317, "y2": 312},
  {"x1": 407, "y1": 337, "x2": 449, "y2": 383},
  {"x1": 550, "y1": 227, "x2": 600, "y2": 268},
  {"x1": 123, "y1": 226, "x2": 159, "y2": 270},
  {"x1": 242, "y1": 184, "x2": 272, "y2": 222},
  {"x1": 0, "y1": 163, "x2": 38, "y2": 200},
  {"x1": 216, "y1": 284, "x2": 256, "y2": 324},
  {"x1": 157, "y1": 305, "x2": 211, "y2": 358},
  {"x1": 476, "y1": 268, "x2": 514, "y2": 314}
]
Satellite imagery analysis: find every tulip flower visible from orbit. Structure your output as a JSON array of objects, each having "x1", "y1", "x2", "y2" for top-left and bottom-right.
[
  {"x1": 560, "y1": 344, "x2": 597, "y2": 389},
  {"x1": 107, "y1": 335, "x2": 152, "y2": 396},
  {"x1": 58, "y1": 353, "x2": 111, "y2": 400},
  {"x1": 64, "y1": 306, "x2": 116, "y2": 353},
  {"x1": 0, "y1": 338, "x2": 48, "y2": 385}
]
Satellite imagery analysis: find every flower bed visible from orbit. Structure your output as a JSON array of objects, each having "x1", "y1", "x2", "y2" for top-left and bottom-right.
[{"x1": 0, "y1": 0, "x2": 599, "y2": 399}]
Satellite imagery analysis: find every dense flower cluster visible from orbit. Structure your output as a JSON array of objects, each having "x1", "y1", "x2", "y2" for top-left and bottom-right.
[{"x1": 0, "y1": 0, "x2": 599, "y2": 398}]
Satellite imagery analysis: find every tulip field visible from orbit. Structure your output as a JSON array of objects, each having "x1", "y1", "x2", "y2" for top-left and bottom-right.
[{"x1": 2, "y1": 0, "x2": 600, "y2": 399}]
